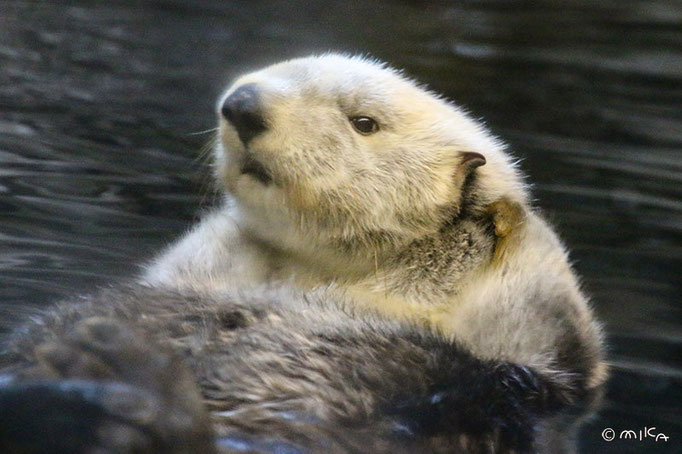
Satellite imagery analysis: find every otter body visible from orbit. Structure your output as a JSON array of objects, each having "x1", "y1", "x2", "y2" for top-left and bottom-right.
[
  {"x1": 0, "y1": 55, "x2": 606, "y2": 453},
  {"x1": 2, "y1": 285, "x2": 570, "y2": 453}
]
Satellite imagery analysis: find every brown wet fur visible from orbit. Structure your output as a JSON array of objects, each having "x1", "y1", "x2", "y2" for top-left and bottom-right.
[
  {"x1": 487, "y1": 198, "x2": 526, "y2": 265},
  {"x1": 1, "y1": 285, "x2": 575, "y2": 453}
]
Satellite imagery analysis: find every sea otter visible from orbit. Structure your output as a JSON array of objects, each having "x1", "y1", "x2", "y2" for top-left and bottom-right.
[{"x1": 0, "y1": 54, "x2": 606, "y2": 453}]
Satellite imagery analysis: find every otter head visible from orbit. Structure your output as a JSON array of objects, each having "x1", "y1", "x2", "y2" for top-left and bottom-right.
[{"x1": 215, "y1": 54, "x2": 525, "y2": 253}]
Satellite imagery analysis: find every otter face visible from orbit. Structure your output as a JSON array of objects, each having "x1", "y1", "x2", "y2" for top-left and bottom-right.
[{"x1": 215, "y1": 55, "x2": 494, "y2": 245}]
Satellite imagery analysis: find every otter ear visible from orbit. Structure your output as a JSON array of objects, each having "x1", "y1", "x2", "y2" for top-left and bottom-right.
[{"x1": 460, "y1": 152, "x2": 486, "y2": 170}]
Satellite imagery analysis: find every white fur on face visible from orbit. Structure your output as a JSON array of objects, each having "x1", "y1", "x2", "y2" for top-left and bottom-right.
[{"x1": 215, "y1": 55, "x2": 525, "y2": 247}]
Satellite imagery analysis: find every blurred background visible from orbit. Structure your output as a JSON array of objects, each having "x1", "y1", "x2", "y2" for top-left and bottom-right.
[{"x1": 0, "y1": 0, "x2": 679, "y2": 452}]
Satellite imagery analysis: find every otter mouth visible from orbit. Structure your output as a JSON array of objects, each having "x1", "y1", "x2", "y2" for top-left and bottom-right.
[{"x1": 240, "y1": 155, "x2": 272, "y2": 184}]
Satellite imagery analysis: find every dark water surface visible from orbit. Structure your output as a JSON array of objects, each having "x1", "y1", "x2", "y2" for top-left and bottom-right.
[{"x1": 0, "y1": 0, "x2": 680, "y2": 452}]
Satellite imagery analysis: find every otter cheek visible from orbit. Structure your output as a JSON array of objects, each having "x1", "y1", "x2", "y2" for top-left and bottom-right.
[
  {"x1": 277, "y1": 156, "x2": 341, "y2": 213},
  {"x1": 284, "y1": 180, "x2": 320, "y2": 211}
]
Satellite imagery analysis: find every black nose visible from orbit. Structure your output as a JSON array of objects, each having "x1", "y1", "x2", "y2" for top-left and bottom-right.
[{"x1": 221, "y1": 84, "x2": 266, "y2": 144}]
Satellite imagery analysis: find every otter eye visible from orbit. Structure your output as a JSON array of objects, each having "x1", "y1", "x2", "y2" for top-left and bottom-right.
[{"x1": 350, "y1": 116, "x2": 379, "y2": 135}]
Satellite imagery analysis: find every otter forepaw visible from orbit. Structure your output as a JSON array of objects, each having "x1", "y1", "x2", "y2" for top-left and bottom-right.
[{"x1": 0, "y1": 318, "x2": 215, "y2": 454}]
